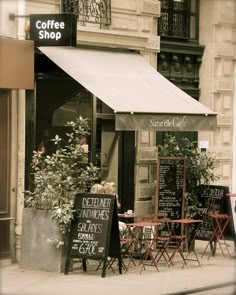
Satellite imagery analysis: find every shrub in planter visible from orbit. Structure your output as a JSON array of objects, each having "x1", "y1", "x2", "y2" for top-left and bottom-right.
[
  {"x1": 157, "y1": 135, "x2": 219, "y2": 219},
  {"x1": 21, "y1": 117, "x2": 99, "y2": 271}
]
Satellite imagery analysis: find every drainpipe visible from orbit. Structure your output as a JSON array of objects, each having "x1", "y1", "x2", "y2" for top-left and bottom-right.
[{"x1": 15, "y1": 0, "x2": 26, "y2": 262}]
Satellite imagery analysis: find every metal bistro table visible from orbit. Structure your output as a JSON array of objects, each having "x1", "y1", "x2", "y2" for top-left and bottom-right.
[{"x1": 202, "y1": 213, "x2": 231, "y2": 259}]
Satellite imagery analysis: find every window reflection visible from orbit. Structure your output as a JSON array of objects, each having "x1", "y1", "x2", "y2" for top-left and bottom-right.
[
  {"x1": 53, "y1": 90, "x2": 92, "y2": 126},
  {"x1": 159, "y1": 0, "x2": 199, "y2": 41}
]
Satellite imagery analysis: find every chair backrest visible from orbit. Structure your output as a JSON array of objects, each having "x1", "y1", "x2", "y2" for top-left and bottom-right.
[
  {"x1": 151, "y1": 212, "x2": 168, "y2": 222},
  {"x1": 134, "y1": 214, "x2": 153, "y2": 222}
]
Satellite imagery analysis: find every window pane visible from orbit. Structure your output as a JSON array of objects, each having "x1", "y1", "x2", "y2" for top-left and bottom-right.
[
  {"x1": 191, "y1": 0, "x2": 197, "y2": 12},
  {"x1": 156, "y1": 131, "x2": 198, "y2": 147},
  {"x1": 190, "y1": 16, "x2": 196, "y2": 39},
  {"x1": 52, "y1": 91, "x2": 92, "y2": 127},
  {"x1": 159, "y1": 0, "x2": 198, "y2": 39}
]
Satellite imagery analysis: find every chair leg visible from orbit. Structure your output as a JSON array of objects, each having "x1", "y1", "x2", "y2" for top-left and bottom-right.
[
  {"x1": 96, "y1": 258, "x2": 115, "y2": 274},
  {"x1": 168, "y1": 237, "x2": 186, "y2": 267}
]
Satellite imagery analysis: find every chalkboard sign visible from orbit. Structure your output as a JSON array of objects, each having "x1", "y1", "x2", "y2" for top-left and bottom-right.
[
  {"x1": 65, "y1": 193, "x2": 122, "y2": 278},
  {"x1": 196, "y1": 185, "x2": 235, "y2": 241},
  {"x1": 155, "y1": 157, "x2": 186, "y2": 235},
  {"x1": 223, "y1": 194, "x2": 236, "y2": 241}
]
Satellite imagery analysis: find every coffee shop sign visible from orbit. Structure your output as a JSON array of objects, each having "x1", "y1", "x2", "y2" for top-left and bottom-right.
[
  {"x1": 150, "y1": 116, "x2": 187, "y2": 129},
  {"x1": 30, "y1": 14, "x2": 77, "y2": 46}
]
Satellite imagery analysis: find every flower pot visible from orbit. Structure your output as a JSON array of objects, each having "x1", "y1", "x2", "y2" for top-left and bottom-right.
[{"x1": 20, "y1": 208, "x2": 68, "y2": 272}]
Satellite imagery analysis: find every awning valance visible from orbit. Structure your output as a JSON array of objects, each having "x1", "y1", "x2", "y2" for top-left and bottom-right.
[{"x1": 39, "y1": 46, "x2": 217, "y2": 131}]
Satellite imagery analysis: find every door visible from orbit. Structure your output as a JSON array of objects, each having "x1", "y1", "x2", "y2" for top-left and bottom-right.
[
  {"x1": 118, "y1": 131, "x2": 135, "y2": 212},
  {"x1": 0, "y1": 91, "x2": 11, "y2": 259},
  {"x1": 99, "y1": 123, "x2": 135, "y2": 213}
]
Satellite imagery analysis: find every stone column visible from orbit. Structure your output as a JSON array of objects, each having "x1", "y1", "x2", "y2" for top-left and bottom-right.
[
  {"x1": 15, "y1": 0, "x2": 26, "y2": 262},
  {"x1": 135, "y1": 131, "x2": 158, "y2": 214},
  {"x1": 15, "y1": 91, "x2": 26, "y2": 262}
]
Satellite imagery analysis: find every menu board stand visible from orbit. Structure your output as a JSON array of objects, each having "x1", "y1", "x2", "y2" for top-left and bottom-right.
[
  {"x1": 64, "y1": 193, "x2": 122, "y2": 278},
  {"x1": 155, "y1": 157, "x2": 186, "y2": 235},
  {"x1": 196, "y1": 185, "x2": 236, "y2": 241}
]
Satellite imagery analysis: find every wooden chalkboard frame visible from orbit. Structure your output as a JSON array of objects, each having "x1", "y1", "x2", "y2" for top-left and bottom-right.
[
  {"x1": 64, "y1": 193, "x2": 122, "y2": 278},
  {"x1": 155, "y1": 156, "x2": 186, "y2": 234}
]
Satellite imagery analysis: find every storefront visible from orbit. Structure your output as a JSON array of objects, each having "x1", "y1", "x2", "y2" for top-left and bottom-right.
[{"x1": 29, "y1": 41, "x2": 217, "y2": 215}]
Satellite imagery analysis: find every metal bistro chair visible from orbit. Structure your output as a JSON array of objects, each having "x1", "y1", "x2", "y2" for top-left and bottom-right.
[{"x1": 153, "y1": 218, "x2": 172, "y2": 268}]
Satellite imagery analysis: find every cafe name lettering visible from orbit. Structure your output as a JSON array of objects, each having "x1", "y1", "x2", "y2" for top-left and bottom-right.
[
  {"x1": 30, "y1": 14, "x2": 77, "y2": 46},
  {"x1": 150, "y1": 116, "x2": 187, "y2": 129},
  {"x1": 35, "y1": 19, "x2": 65, "y2": 40}
]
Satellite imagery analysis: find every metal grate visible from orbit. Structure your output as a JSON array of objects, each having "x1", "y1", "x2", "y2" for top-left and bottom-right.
[
  {"x1": 159, "y1": 0, "x2": 189, "y2": 38},
  {"x1": 63, "y1": 0, "x2": 111, "y2": 25}
]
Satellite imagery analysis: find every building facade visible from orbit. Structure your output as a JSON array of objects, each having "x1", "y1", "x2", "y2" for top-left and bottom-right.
[{"x1": 0, "y1": 0, "x2": 235, "y2": 263}]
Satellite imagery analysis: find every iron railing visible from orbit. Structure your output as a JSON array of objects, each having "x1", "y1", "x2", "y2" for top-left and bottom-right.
[
  {"x1": 159, "y1": 0, "x2": 189, "y2": 38},
  {"x1": 63, "y1": 0, "x2": 111, "y2": 25}
]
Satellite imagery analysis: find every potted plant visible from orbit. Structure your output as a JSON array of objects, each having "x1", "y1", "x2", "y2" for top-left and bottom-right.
[
  {"x1": 157, "y1": 135, "x2": 219, "y2": 251},
  {"x1": 157, "y1": 135, "x2": 219, "y2": 219},
  {"x1": 20, "y1": 117, "x2": 99, "y2": 272}
]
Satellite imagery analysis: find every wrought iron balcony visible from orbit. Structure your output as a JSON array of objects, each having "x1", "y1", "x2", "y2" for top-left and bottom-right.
[
  {"x1": 63, "y1": 0, "x2": 111, "y2": 25},
  {"x1": 159, "y1": 0, "x2": 190, "y2": 38}
]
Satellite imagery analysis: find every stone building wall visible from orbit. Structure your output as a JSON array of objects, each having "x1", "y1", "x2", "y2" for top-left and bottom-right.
[
  {"x1": 199, "y1": 0, "x2": 236, "y2": 190},
  {"x1": 77, "y1": 0, "x2": 160, "y2": 64}
]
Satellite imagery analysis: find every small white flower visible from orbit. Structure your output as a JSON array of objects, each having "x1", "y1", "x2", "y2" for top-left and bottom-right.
[{"x1": 57, "y1": 208, "x2": 62, "y2": 214}]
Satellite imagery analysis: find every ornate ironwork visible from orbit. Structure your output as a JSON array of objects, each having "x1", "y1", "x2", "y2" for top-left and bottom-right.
[
  {"x1": 159, "y1": 0, "x2": 189, "y2": 38},
  {"x1": 63, "y1": 0, "x2": 111, "y2": 25}
]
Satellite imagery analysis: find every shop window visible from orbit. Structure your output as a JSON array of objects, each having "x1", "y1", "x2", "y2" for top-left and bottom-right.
[
  {"x1": 63, "y1": 0, "x2": 111, "y2": 25},
  {"x1": 52, "y1": 91, "x2": 92, "y2": 127},
  {"x1": 47, "y1": 91, "x2": 92, "y2": 158},
  {"x1": 159, "y1": 0, "x2": 199, "y2": 41},
  {"x1": 156, "y1": 131, "x2": 198, "y2": 147}
]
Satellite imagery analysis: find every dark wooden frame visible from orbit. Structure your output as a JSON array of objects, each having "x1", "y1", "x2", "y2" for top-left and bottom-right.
[
  {"x1": 64, "y1": 193, "x2": 122, "y2": 278},
  {"x1": 155, "y1": 156, "x2": 186, "y2": 221}
]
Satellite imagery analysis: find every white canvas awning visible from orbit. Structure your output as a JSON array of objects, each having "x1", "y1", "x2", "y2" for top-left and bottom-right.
[{"x1": 39, "y1": 46, "x2": 217, "y2": 131}]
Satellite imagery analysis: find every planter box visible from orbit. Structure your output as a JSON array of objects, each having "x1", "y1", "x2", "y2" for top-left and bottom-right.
[{"x1": 20, "y1": 208, "x2": 68, "y2": 272}]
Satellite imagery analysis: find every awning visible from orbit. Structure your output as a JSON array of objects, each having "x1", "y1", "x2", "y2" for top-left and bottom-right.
[
  {"x1": 39, "y1": 46, "x2": 217, "y2": 131},
  {"x1": 0, "y1": 38, "x2": 34, "y2": 89}
]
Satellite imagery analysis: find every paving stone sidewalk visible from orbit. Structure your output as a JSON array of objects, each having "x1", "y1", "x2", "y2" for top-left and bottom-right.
[{"x1": 1, "y1": 241, "x2": 236, "y2": 295}]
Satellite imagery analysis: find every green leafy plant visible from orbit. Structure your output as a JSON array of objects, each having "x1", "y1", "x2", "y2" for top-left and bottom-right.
[
  {"x1": 24, "y1": 117, "x2": 100, "y2": 234},
  {"x1": 157, "y1": 135, "x2": 219, "y2": 218}
]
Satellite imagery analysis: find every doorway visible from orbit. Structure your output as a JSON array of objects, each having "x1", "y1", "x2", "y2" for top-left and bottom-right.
[
  {"x1": 97, "y1": 117, "x2": 135, "y2": 212},
  {"x1": 0, "y1": 91, "x2": 11, "y2": 259}
]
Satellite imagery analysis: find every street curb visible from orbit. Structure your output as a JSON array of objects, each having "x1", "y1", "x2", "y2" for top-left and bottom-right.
[{"x1": 162, "y1": 281, "x2": 236, "y2": 295}]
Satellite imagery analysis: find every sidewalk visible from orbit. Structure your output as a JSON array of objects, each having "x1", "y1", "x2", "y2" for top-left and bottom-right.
[{"x1": 1, "y1": 241, "x2": 236, "y2": 295}]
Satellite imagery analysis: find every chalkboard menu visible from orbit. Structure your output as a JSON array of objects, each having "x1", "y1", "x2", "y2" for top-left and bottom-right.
[
  {"x1": 196, "y1": 185, "x2": 235, "y2": 241},
  {"x1": 155, "y1": 157, "x2": 186, "y2": 234},
  {"x1": 65, "y1": 193, "x2": 121, "y2": 277}
]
